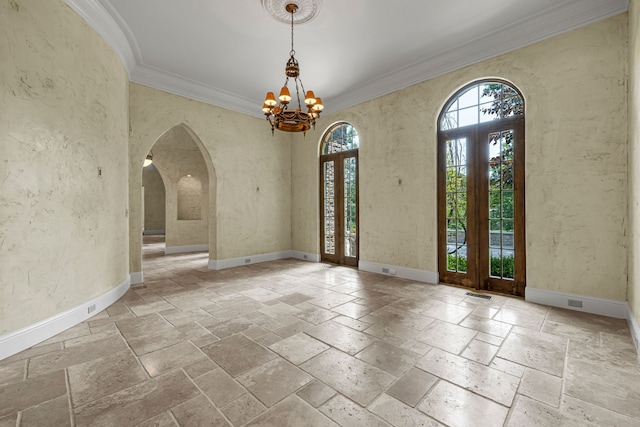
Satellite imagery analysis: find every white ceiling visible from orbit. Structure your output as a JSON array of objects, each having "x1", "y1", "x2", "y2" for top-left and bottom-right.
[{"x1": 66, "y1": 0, "x2": 628, "y2": 118}]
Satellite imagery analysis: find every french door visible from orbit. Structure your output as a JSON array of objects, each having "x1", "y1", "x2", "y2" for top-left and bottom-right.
[
  {"x1": 320, "y1": 151, "x2": 358, "y2": 266},
  {"x1": 438, "y1": 117, "x2": 525, "y2": 296}
]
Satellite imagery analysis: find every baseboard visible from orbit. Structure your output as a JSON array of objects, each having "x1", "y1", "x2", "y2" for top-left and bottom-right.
[
  {"x1": 0, "y1": 276, "x2": 130, "y2": 361},
  {"x1": 208, "y1": 250, "x2": 302, "y2": 270},
  {"x1": 289, "y1": 251, "x2": 321, "y2": 262},
  {"x1": 143, "y1": 230, "x2": 165, "y2": 235},
  {"x1": 130, "y1": 271, "x2": 143, "y2": 285},
  {"x1": 525, "y1": 287, "x2": 628, "y2": 319},
  {"x1": 165, "y1": 244, "x2": 208, "y2": 254},
  {"x1": 627, "y1": 305, "x2": 640, "y2": 357},
  {"x1": 358, "y1": 261, "x2": 439, "y2": 284}
]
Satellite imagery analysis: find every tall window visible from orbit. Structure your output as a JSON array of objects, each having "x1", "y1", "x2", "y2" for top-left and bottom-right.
[
  {"x1": 437, "y1": 80, "x2": 526, "y2": 295},
  {"x1": 320, "y1": 123, "x2": 359, "y2": 266}
]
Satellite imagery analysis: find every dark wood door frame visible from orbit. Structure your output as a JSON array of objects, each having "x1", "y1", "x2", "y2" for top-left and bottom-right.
[
  {"x1": 320, "y1": 151, "x2": 359, "y2": 267},
  {"x1": 438, "y1": 116, "x2": 525, "y2": 296}
]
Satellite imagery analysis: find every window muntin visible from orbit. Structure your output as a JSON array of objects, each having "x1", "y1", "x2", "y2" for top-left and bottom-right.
[
  {"x1": 322, "y1": 123, "x2": 359, "y2": 154},
  {"x1": 441, "y1": 82, "x2": 524, "y2": 131}
]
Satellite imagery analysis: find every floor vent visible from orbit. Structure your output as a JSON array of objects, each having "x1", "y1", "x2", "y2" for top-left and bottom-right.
[{"x1": 465, "y1": 292, "x2": 491, "y2": 300}]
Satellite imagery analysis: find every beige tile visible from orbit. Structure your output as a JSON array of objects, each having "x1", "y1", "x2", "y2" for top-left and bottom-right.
[
  {"x1": 39, "y1": 323, "x2": 91, "y2": 346},
  {"x1": 387, "y1": 367, "x2": 438, "y2": 407},
  {"x1": 245, "y1": 395, "x2": 338, "y2": 427},
  {"x1": 306, "y1": 321, "x2": 377, "y2": 355},
  {"x1": 475, "y1": 331, "x2": 504, "y2": 346},
  {"x1": 205, "y1": 317, "x2": 253, "y2": 338},
  {"x1": 171, "y1": 395, "x2": 230, "y2": 427},
  {"x1": 258, "y1": 302, "x2": 303, "y2": 318},
  {"x1": 418, "y1": 380, "x2": 509, "y2": 427},
  {"x1": 501, "y1": 326, "x2": 568, "y2": 374},
  {"x1": 369, "y1": 394, "x2": 442, "y2": 427},
  {"x1": 416, "y1": 348, "x2": 519, "y2": 406},
  {"x1": 542, "y1": 320, "x2": 600, "y2": 344},
  {"x1": 74, "y1": 370, "x2": 199, "y2": 427},
  {"x1": 129, "y1": 323, "x2": 210, "y2": 356},
  {"x1": 201, "y1": 334, "x2": 276, "y2": 377},
  {"x1": 21, "y1": 395, "x2": 71, "y2": 426},
  {"x1": 0, "y1": 370, "x2": 67, "y2": 417},
  {"x1": 68, "y1": 349, "x2": 148, "y2": 407},
  {"x1": 238, "y1": 358, "x2": 313, "y2": 407},
  {"x1": 183, "y1": 358, "x2": 218, "y2": 379},
  {"x1": 368, "y1": 306, "x2": 435, "y2": 331},
  {"x1": 242, "y1": 325, "x2": 270, "y2": 339},
  {"x1": 363, "y1": 321, "x2": 421, "y2": 346},
  {"x1": 161, "y1": 309, "x2": 212, "y2": 327},
  {"x1": 332, "y1": 315, "x2": 371, "y2": 331},
  {"x1": 194, "y1": 369, "x2": 246, "y2": 407},
  {"x1": 416, "y1": 301, "x2": 473, "y2": 324},
  {"x1": 269, "y1": 332, "x2": 330, "y2": 365},
  {"x1": 0, "y1": 414, "x2": 17, "y2": 427},
  {"x1": 546, "y1": 308, "x2": 629, "y2": 336},
  {"x1": 0, "y1": 360, "x2": 24, "y2": 387},
  {"x1": 140, "y1": 341, "x2": 207, "y2": 377},
  {"x1": 116, "y1": 313, "x2": 173, "y2": 342},
  {"x1": 136, "y1": 412, "x2": 178, "y2": 427},
  {"x1": 490, "y1": 357, "x2": 526, "y2": 378},
  {"x1": 459, "y1": 315, "x2": 512, "y2": 338},
  {"x1": 309, "y1": 293, "x2": 358, "y2": 309},
  {"x1": 506, "y1": 395, "x2": 589, "y2": 427},
  {"x1": 355, "y1": 340, "x2": 421, "y2": 376},
  {"x1": 460, "y1": 339, "x2": 499, "y2": 365},
  {"x1": 320, "y1": 394, "x2": 391, "y2": 427},
  {"x1": 564, "y1": 357, "x2": 640, "y2": 419},
  {"x1": 518, "y1": 367, "x2": 562, "y2": 408},
  {"x1": 561, "y1": 395, "x2": 638, "y2": 427},
  {"x1": 273, "y1": 319, "x2": 315, "y2": 338},
  {"x1": 0, "y1": 342, "x2": 62, "y2": 365},
  {"x1": 300, "y1": 348, "x2": 395, "y2": 406},
  {"x1": 415, "y1": 320, "x2": 477, "y2": 355},
  {"x1": 493, "y1": 306, "x2": 546, "y2": 330},
  {"x1": 220, "y1": 393, "x2": 266, "y2": 425},
  {"x1": 331, "y1": 301, "x2": 374, "y2": 319},
  {"x1": 28, "y1": 335, "x2": 128, "y2": 377},
  {"x1": 296, "y1": 380, "x2": 337, "y2": 408}
]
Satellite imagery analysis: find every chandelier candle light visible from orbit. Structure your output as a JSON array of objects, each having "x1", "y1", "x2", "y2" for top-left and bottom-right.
[{"x1": 262, "y1": 3, "x2": 323, "y2": 135}]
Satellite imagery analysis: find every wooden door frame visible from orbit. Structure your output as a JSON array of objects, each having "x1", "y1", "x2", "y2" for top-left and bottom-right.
[
  {"x1": 320, "y1": 150, "x2": 359, "y2": 266},
  {"x1": 437, "y1": 116, "x2": 525, "y2": 296}
]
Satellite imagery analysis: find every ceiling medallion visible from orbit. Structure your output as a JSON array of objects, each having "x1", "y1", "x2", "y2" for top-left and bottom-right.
[
  {"x1": 261, "y1": 0, "x2": 321, "y2": 24},
  {"x1": 262, "y1": 3, "x2": 323, "y2": 135}
]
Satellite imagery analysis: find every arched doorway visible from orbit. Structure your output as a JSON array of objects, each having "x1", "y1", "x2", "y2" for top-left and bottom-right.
[
  {"x1": 319, "y1": 122, "x2": 359, "y2": 266},
  {"x1": 437, "y1": 80, "x2": 526, "y2": 296}
]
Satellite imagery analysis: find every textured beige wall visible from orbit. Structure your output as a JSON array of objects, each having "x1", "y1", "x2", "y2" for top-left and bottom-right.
[
  {"x1": 143, "y1": 167, "x2": 166, "y2": 231},
  {"x1": 0, "y1": 0, "x2": 129, "y2": 335},
  {"x1": 293, "y1": 14, "x2": 628, "y2": 300},
  {"x1": 628, "y1": 0, "x2": 640, "y2": 327},
  {"x1": 129, "y1": 83, "x2": 291, "y2": 273},
  {"x1": 152, "y1": 126, "x2": 208, "y2": 248}
]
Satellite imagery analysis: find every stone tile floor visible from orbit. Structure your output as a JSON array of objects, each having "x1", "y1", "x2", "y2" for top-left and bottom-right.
[{"x1": 1, "y1": 236, "x2": 640, "y2": 426}]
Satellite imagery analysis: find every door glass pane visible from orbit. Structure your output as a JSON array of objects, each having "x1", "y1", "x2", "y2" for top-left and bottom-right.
[
  {"x1": 323, "y1": 161, "x2": 335, "y2": 255},
  {"x1": 344, "y1": 157, "x2": 357, "y2": 258},
  {"x1": 446, "y1": 138, "x2": 467, "y2": 273},
  {"x1": 488, "y1": 130, "x2": 515, "y2": 280}
]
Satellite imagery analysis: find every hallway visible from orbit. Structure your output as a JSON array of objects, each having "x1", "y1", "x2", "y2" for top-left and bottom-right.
[{"x1": 1, "y1": 236, "x2": 639, "y2": 426}]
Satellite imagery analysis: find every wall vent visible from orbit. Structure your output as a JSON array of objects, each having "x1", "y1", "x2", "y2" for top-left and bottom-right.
[
  {"x1": 245, "y1": 259, "x2": 251, "y2": 264},
  {"x1": 87, "y1": 304, "x2": 96, "y2": 314},
  {"x1": 382, "y1": 267, "x2": 390, "y2": 274},
  {"x1": 568, "y1": 299, "x2": 583, "y2": 308},
  {"x1": 465, "y1": 292, "x2": 491, "y2": 300}
]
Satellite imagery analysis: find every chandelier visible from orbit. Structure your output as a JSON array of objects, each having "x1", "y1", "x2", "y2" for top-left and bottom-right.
[{"x1": 262, "y1": 3, "x2": 323, "y2": 135}]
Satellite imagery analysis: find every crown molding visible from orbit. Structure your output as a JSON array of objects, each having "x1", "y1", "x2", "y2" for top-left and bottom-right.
[
  {"x1": 65, "y1": 0, "x2": 628, "y2": 118},
  {"x1": 129, "y1": 65, "x2": 260, "y2": 117},
  {"x1": 327, "y1": 0, "x2": 628, "y2": 113},
  {"x1": 64, "y1": 0, "x2": 138, "y2": 75}
]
